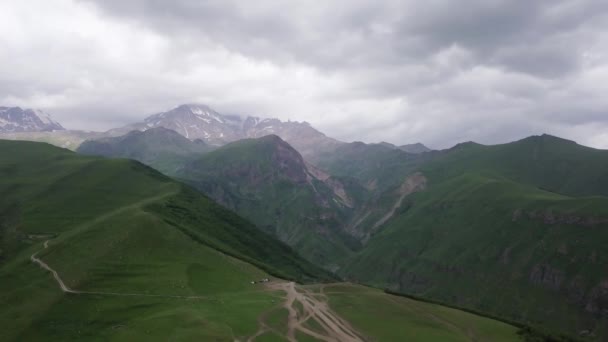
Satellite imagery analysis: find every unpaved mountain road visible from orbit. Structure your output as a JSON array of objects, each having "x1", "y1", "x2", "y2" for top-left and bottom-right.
[
  {"x1": 31, "y1": 240, "x2": 76, "y2": 293},
  {"x1": 246, "y1": 282, "x2": 365, "y2": 342},
  {"x1": 31, "y1": 238, "x2": 216, "y2": 299}
]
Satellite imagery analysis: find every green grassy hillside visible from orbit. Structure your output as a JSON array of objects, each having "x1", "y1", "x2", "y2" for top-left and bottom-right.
[
  {"x1": 320, "y1": 284, "x2": 519, "y2": 341},
  {"x1": 342, "y1": 135, "x2": 608, "y2": 339},
  {"x1": 0, "y1": 140, "x2": 332, "y2": 341},
  {"x1": 313, "y1": 141, "x2": 424, "y2": 192}
]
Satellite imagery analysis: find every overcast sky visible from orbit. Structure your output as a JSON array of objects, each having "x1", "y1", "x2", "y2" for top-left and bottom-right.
[{"x1": 1, "y1": 0, "x2": 608, "y2": 149}]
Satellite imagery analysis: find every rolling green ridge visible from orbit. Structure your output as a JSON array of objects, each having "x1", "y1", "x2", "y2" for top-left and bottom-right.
[
  {"x1": 422, "y1": 134, "x2": 608, "y2": 197},
  {"x1": 342, "y1": 135, "x2": 608, "y2": 339},
  {"x1": 77, "y1": 127, "x2": 214, "y2": 174},
  {"x1": 313, "y1": 141, "x2": 425, "y2": 192},
  {"x1": 0, "y1": 140, "x2": 331, "y2": 341}
]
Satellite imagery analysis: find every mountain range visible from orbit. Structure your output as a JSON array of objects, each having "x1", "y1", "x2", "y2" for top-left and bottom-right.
[
  {"x1": 1, "y1": 103, "x2": 606, "y2": 340},
  {"x1": 0, "y1": 104, "x2": 430, "y2": 160}
]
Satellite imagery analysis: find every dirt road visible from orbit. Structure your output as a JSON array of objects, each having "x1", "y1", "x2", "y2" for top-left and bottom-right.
[
  {"x1": 254, "y1": 281, "x2": 365, "y2": 342},
  {"x1": 31, "y1": 240, "x2": 76, "y2": 293},
  {"x1": 30, "y1": 238, "x2": 217, "y2": 299}
]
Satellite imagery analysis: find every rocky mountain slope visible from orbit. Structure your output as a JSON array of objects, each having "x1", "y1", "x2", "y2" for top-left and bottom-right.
[
  {"x1": 0, "y1": 107, "x2": 64, "y2": 132},
  {"x1": 175, "y1": 135, "x2": 364, "y2": 267}
]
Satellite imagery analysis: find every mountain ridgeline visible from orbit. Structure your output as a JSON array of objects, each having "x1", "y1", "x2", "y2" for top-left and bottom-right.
[{"x1": 77, "y1": 127, "x2": 214, "y2": 174}]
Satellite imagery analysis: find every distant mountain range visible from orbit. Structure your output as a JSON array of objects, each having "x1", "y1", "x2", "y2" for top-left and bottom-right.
[
  {"x1": 0, "y1": 107, "x2": 64, "y2": 133},
  {"x1": 108, "y1": 103, "x2": 348, "y2": 161},
  {"x1": 0, "y1": 104, "x2": 431, "y2": 160}
]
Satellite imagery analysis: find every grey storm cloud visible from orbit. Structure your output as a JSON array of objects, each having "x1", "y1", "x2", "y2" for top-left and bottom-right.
[
  {"x1": 84, "y1": 0, "x2": 605, "y2": 75},
  {"x1": 1, "y1": 0, "x2": 608, "y2": 149}
]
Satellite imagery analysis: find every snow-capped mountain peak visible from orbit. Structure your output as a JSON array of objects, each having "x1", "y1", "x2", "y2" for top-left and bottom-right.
[
  {"x1": 0, "y1": 107, "x2": 64, "y2": 133},
  {"x1": 110, "y1": 103, "x2": 340, "y2": 156}
]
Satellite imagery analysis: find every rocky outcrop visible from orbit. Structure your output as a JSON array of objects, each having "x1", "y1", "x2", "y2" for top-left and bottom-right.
[
  {"x1": 530, "y1": 263, "x2": 565, "y2": 291},
  {"x1": 269, "y1": 135, "x2": 309, "y2": 184},
  {"x1": 512, "y1": 209, "x2": 608, "y2": 227}
]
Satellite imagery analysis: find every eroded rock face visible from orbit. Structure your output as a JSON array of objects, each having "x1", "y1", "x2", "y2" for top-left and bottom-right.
[
  {"x1": 513, "y1": 209, "x2": 608, "y2": 227},
  {"x1": 371, "y1": 172, "x2": 427, "y2": 230},
  {"x1": 271, "y1": 135, "x2": 309, "y2": 184},
  {"x1": 566, "y1": 276, "x2": 587, "y2": 304},
  {"x1": 530, "y1": 264, "x2": 565, "y2": 291}
]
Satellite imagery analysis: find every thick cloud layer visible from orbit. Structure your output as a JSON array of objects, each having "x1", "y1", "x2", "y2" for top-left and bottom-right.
[{"x1": 1, "y1": 0, "x2": 607, "y2": 148}]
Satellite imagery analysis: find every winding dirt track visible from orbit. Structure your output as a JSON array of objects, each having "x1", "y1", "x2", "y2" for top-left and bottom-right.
[
  {"x1": 31, "y1": 239, "x2": 214, "y2": 299},
  {"x1": 31, "y1": 240, "x2": 75, "y2": 293},
  {"x1": 29, "y1": 189, "x2": 216, "y2": 300},
  {"x1": 249, "y1": 282, "x2": 365, "y2": 342}
]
